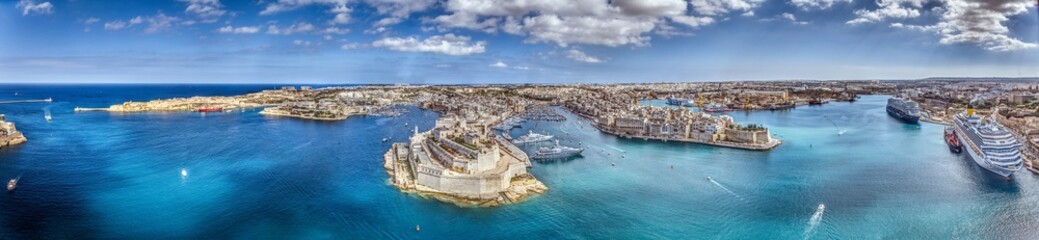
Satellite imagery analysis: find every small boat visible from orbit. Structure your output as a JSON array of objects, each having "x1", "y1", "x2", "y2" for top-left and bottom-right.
[
  {"x1": 181, "y1": 168, "x2": 188, "y2": 177},
  {"x1": 7, "y1": 178, "x2": 17, "y2": 191},
  {"x1": 415, "y1": 225, "x2": 420, "y2": 232},
  {"x1": 382, "y1": 137, "x2": 389, "y2": 143},
  {"x1": 44, "y1": 114, "x2": 52, "y2": 122},
  {"x1": 817, "y1": 204, "x2": 825, "y2": 212},
  {"x1": 706, "y1": 176, "x2": 712, "y2": 181},
  {"x1": 198, "y1": 106, "x2": 223, "y2": 113},
  {"x1": 944, "y1": 126, "x2": 962, "y2": 153}
]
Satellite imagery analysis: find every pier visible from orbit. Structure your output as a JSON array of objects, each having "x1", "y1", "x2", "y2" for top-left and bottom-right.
[{"x1": 0, "y1": 98, "x2": 52, "y2": 104}]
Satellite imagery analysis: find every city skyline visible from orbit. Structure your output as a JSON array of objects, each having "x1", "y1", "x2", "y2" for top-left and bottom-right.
[{"x1": 1, "y1": 0, "x2": 1037, "y2": 84}]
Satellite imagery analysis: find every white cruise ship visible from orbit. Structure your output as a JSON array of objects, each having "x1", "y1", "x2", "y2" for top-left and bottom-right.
[{"x1": 952, "y1": 105, "x2": 1023, "y2": 177}]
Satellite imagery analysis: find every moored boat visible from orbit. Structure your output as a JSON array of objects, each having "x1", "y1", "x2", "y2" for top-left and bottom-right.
[
  {"x1": 530, "y1": 140, "x2": 583, "y2": 160},
  {"x1": 953, "y1": 104, "x2": 1022, "y2": 178},
  {"x1": 512, "y1": 130, "x2": 553, "y2": 144},
  {"x1": 886, "y1": 96, "x2": 920, "y2": 124},
  {"x1": 945, "y1": 127, "x2": 962, "y2": 153}
]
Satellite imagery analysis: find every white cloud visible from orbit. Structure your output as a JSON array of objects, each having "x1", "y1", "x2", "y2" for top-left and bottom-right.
[
  {"x1": 789, "y1": 0, "x2": 851, "y2": 10},
  {"x1": 293, "y1": 39, "x2": 320, "y2": 47},
  {"x1": 846, "y1": 0, "x2": 924, "y2": 25},
  {"x1": 323, "y1": 27, "x2": 350, "y2": 35},
  {"x1": 104, "y1": 21, "x2": 129, "y2": 30},
  {"x1": 341, "y1": 43, "x2": 366, "y2": 50},
  {"x1": 566, "y1": 49, "x2": 604, "y2": 63},
  {"x1": 260, "y1": 0, "x2": 350, "y2": 15},
  {"x1": 84, "y1": 17, "x2": 100, "y2": 25},
  {"x1": 432, "y1": 0, "x2": 758, "y2": 47},
  {"x1": 16, "y1": 0, "x2": 53, "y2": 16},
  {"x1": 364, "y1": 0, "x2": 436, "y2": 27},
  {"x1": 266, "y1": 22, "x2": 317, "y2": 35},
  {"x1": 689, "y1": 0, "x2": 763, "y2": 16},
  {"x1": 671, "y1": 15, "x2": 715, "y2": 28},
  {"x1": 764, "y1": 12, "x2": 810, "y2": 25},
  {"x1": 372, "y1": 34, "x2": 486, "y2": 56},
  {"x1": 217, "y1": 25, "x2": 260, "y2": 34},
  {"x1": 862, "y1": 0, "x2": 1037, "y2": 52},
  {"x1": 181, "y1": 0, "x2": 226, "y2": 18},
  {"x1": 330, "y1": 4, "x2": 352, "y2": 24},
  {"x1": 101, "y1": 13, "x2": 180, "y2": 33},
  {"x1": 490, "y1": 61, "x2": 508, "y2": 68},
  {"x1": 933, "y1": 0, "x2": 1038, "y2": 51},
  {"x1": 521, "y1": 14, "x2": 656, "y2": 47},
  {"x1": 514, "y1": 66, "x2": 530, "y2": 70},
  {"x1": 613, "y1": 0, "x2": 687, "y2": 16}
]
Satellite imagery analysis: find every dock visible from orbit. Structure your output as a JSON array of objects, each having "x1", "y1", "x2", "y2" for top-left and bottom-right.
[
  {"x1": 496, "y1": 135, "x2": 531, "y2": 168},
  {"x1": 0, "y1": 98, "x2": 52, "y2": 104}
]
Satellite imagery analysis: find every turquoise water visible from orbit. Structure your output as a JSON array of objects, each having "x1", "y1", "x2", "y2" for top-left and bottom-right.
[{"x1": 1, "y1": 86, "x2": 1037, "y2": 239}]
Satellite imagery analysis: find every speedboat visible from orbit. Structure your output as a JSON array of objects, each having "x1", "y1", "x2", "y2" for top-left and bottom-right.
[{"x1": 7, "y1": 178, "x2": 17, "y2": 191}]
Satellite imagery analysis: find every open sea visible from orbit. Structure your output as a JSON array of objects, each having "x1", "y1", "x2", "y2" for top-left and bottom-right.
[{"x1": 1, "y1": 84, "x2": 1038, "y2": 239}]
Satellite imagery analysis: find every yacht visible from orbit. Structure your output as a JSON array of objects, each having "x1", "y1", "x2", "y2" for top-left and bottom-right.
[{"x1": 512, "y1": 130, "x2": 554, "y2": 144}]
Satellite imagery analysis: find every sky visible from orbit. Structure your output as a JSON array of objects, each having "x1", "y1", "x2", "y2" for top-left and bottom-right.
[{"x1": 0, "y1": 0, "x2": 1037, "y2": 84}]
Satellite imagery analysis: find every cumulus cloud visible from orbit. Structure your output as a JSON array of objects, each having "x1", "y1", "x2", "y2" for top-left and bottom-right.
[
  {"x1": 566, "y1": 49, "x2": 604, "y2": 63},
  {"x1": 181, "y1": 0, "x2": 226, "y2": 18},
  {"x1": 689, "y1": 0, "x2": 763, "y2": 16},
  {"x1": 372, "y1": 34, "x2": 486, "y2": 56},
  {"x1": 489, "y1": 61, "x2": 508, "y2": 68},
  {"x1": 16, "y1": 0, "x2": 53, "y2": 16},
  {"x1": 104, "y1": 21, "x2": 129, "y2": 30},
  {"x1": 860, "y1": 0, "x2": 1037, "y2": 51},
  {"x1": 932, "y1": 0, "x2": 1037, "y2": 51},
  {"x1": 341, "y1": 43, "x2": 366, "y2": 50},
  {"x1": 102, "y1": 13, "x2": 180, "y2": 33},
  {"x1": 846, "y1": 0, "x2": 925, "y2": 25},
  {"x1": 266, "y1": 22, "x2": 317, "y2": 35},
  {"x1": 259, "y1": 0, "x2": 356, "y2": 25},
  {"x1": 365, "y1": 0, "x2": 437, "y2": 27},
  {"x1": 217, "y1": 25, "x2": 260, "y2": 34},
  {"x1": 790, "y1": 0, "x2": 851, "y2": 10},
  {"x1": 762, "y1": 12, "x2": 810, "y2": 25},
  {"x1": 431, "y1": 0, "x2": 759, "y2": 47},
  {"x1": 323, "y1": 27, "x2": 350, "y2": 35}
]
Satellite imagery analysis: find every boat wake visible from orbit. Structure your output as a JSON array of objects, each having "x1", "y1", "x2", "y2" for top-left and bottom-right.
[
  {"x1": 802, "y1": 203, "x2": 825, "y2": 239},
  {"x1": 708, "y1": 178, "x2": 743, "y2": 200}
]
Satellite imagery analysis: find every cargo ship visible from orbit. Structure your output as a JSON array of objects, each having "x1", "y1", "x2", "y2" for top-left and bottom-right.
[
  {"x1": 945, "y1": 126, "x2": 961, "y2": 153},
  {"x1": 198, "y1": 106, "x2": 223, "y2": 113},
  {"x1": 886, "y1": 96, "x2": 920, "y2": 124},
  {"x1": 953, "y1": 105, "x2": 1023, "y2": 178}
]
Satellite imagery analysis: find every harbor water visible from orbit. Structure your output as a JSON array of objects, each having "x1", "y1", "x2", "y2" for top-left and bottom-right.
[{"x1": 1, "y1": 85, "x2": 1038, "y2": 239}]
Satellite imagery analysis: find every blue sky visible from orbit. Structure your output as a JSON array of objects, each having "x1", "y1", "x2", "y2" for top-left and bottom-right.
[{"x1": 0, "y1": 0, "x2": 1036, "y2": 84}]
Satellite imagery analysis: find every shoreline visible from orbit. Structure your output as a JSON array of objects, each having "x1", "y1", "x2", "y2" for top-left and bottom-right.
[{"x1": 0, "y1": 133, "x2": 27, "y2": 150}]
